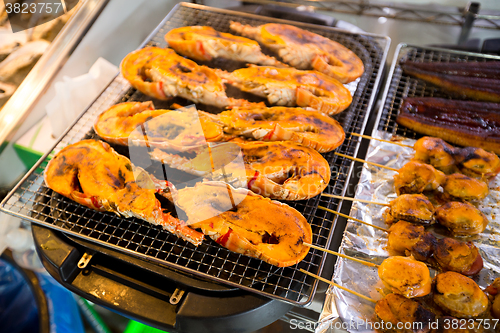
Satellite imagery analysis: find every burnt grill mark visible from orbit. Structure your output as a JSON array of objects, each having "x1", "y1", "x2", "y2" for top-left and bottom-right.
[{"x1": 262, "y1": 231, "x2": 279, "y2": 244}]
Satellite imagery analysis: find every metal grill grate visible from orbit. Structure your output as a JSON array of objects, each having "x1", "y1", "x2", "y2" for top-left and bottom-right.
[
  {"x1": 376, "y1": 43, "x2": 500, "y2": 139},
  {"x1": 0, "y1": 3, "x2": 389, "y2": 306}
]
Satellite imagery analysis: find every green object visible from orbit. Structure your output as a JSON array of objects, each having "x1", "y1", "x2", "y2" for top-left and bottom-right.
[
  {"x1": 13, "y1": 143, "x2": 44, "y2": 169},
  {"x1": 124, "y1": 320, "x2": 169, "y2": 333}
]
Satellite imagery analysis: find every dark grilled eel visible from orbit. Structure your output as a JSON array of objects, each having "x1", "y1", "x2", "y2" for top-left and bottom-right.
[
  {"x1": 402, "y1": 61, "x2": 500, "y2": 102},
  {"x1": 397, "y1": 97, "x2": 500, "y2": 154}
]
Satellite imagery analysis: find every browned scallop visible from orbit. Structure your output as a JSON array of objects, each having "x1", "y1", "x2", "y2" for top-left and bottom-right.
[
  {"x1": 434, "y1": 238, "x2": 483, "y2": 276},
  {"x1": 433, "y1": 271, "x2": 489, "y2": 318},
  {"x1": 384, "y1": 194, "x2": 436, "y2": 225},
  {"x1": 375, "y1": 293, "x2": 435, "y2": 333},
  {"x1": 394, "y1": 161, "x2": 446, "y2": 195},
  {"x1": 378, "y1": 256, "x2": 432, "y2": 298},
  {"x1": 442, "y1": 174, "x2": 489, "y2": 201},
  {"x1": 454, "y1": 146, "x2": 500, "y2": 179},
  {"x1": 435, "y1": 202, "x2": 489, "y2": 236},
  {"x1": 413, "y1": 136, "x2": 457, "y2": 173}
]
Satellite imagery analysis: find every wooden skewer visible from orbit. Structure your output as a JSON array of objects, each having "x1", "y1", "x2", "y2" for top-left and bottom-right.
[
  {"x1": 304, "y1": 242, "x2": 379, "y2": 267},
  {"x1": 350, "y1": 132, "x2": 413, "y2": 149},
  {"x1": 321, "y1": 193, "x2": 390, "y2": 207},
  {"x1": 317, "y1": 206, "x2": 388, "y2": 232},
  {"x1": 299, "y1": 268, "x2": 376, "y2": 303},
  {"x1": 334, "y1": 152, "x2": 399, "y2": 172}
]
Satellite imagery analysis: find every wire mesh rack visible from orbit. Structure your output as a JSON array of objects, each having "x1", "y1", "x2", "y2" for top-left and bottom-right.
[
  {"x1": 0, "y1": 3, "x2": 389, "y2": 306},
  {"x1": 374, "y1": 43, "x2": 500, "y2": 139}
]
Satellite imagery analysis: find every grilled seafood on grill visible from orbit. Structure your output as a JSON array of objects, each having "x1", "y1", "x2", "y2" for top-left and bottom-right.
[
  {"x1": 230, "y1": 22, "x2": 364, "y2": 83},
  {"x1": 217, "y1": 66, "x2": 352, "y2": 115},
  {"x1": 165, "y1": 26, "x2": 285, "y2": 66},
  {"x1": 120, "y1": 47, "x2": 255, "y2": 108},
  {"x1": 150, "y1": 141, "x2": 330, "y2": 201},
  {"x1": 375, "y1": 294, "x2": 436, "y2": 333},
  {"x1": 94, "y1": 102, "x2": 346, "y2": 153},
  {"x1": 378, "y1": 256, "x2": 432, "y2": 298},
  {"x1": 435, "y1": 202, "x2": 489, "y2": 236},
  {"x1": 384, "y1": 194, "x2": 436, "y2": 225},
  {"x1": 433, "y1": 272, "x2": 490, "y2": 318},
  {"x1": 216, "y1": 106, "x2": 345, "y2": 152},
  {"x1": 441, "y1": 174, "x2": 489, "y2": 201},
  {"x1": 168, "y1": 181, "x2": 312, "y2": 267},
  {"x1": 393, "y1": 161, "x2": 446, "y2": 196},
  {"x1": 44, "y1": 140, "x2": 205, "y2": 246},
  {"x1": 94, "y1": 102, "x2": 224, "y2": 152}
]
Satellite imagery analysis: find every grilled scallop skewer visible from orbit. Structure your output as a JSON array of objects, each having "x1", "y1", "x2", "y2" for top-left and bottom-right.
[
  {"x1": 321, "y1": 193, "x2": 489, "y2": 236},
  {"x1": 351, "y1": 134, "x2": 500, "y2": 179},
  {"x1": 303, "y1": 242, "x2": 432, "y2": 298},
  {"x1": 317, "y1": 206, "x2": 484, "y2": 276},
  {"x1": 336, "y1": 153, "x2": 490, "y2": 200}
]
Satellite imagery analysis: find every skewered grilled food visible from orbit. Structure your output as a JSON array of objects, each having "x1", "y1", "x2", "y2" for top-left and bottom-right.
[
  {"x1": 120, "y1": 47, "x2": 255, "y2": 108},
  {"x1": 394, "y1": 161, "x2": 446, "y2": 195},
  {"x1": 378, "y1": 256, "x2": 432, "y2": 298},
  {"x1": 150, "y1": 141, "x2": 330, "y2": 201},
  {"x1": 387, "y1": 221, "x2": 483, "y2": 276},
  {"x1": 454, "y1": 147, "x2": 500, "y2": 179},
  {"x1": 433, "y1": 272, "x2": 489, "y2": 318},
  {"x1": 442, "y1": 174, "x2": 489, "y2": 201},
  {"x1": 397, "y1": 98, "x2": 500, "y2": 154},
  {"x1": 413, "y1": 137, "x2": 457, "y2": 174},
  {"x1": 387, "y1": 221, "x2": 435, "y2": 261},
  {"x1": 94, "y1": 102, "x2": 346, "y2": 153},
  {"x1": 165, "y1": 26, "x2": 285, "y2": 66},
  {"x1": 384, "y1": 194, "x2": 436, "y2": 225},
  {"x1": 375, "y1": 293, "x2": 435, "y2": 333},
  {"x1": 169, "y1": 181, "x2": 312, "y2": 267},
  {"x1": 230, "y1": 22, "x2": 364, "y2": 83},
  {"x1": 435, "y1": 202, "x2": 489, "y2": 236},
  {"x1": 217, "y1": 66, "x2": 352, "y2": 115},
  {"x1": 44, "y1": 139, "x2": 205, "y2": 246},
  {"x1": 434, "y1": 238, "x2": 483, "y2": 276},
  {"x1": 402, "y1": 60, "x2": 500, "y2": 102}
]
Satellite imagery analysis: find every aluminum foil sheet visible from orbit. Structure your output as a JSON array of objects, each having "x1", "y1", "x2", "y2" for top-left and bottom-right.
[{"x1": 317, "y1": 130, "x2": 500, "y2": 333}]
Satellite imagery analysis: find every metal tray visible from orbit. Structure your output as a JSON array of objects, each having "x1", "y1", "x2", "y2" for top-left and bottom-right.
[
  {"x1": 320, "y1": 44, "x2": 500, "y2": 330},
  {"x1": 0, "y1": 3, "x2": 390, "y2": 306}
]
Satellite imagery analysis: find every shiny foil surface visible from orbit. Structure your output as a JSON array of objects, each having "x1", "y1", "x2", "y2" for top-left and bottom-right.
[{"x1": 317, "y1": 130, "x2": 500, "y2": 333}]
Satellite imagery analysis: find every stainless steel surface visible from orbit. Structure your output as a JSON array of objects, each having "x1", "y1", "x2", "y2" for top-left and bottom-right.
[
  {"x1": 0, "y1": 0, "x2": 109, "y2": 153},
  {"x1": 0, "y1": 2, "x2": 389, "y2": 306}
]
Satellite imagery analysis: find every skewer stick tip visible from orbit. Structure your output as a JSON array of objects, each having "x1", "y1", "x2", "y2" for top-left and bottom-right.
[{"x1": 299, "y1": 268, "x2": 377, "y2": 303}]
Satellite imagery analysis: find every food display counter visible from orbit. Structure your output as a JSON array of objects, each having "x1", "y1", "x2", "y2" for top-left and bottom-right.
[{"x1": 0, "y1": 1, "x2": 499, "y2": 332}]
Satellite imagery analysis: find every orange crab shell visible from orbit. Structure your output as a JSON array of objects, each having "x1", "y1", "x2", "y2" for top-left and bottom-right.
[
  {"x1": 174, "y1": 181, "x2": 312, "y2": 267},
  {"x1": 94, "y1": 101, "x2": 224, "y2": 151},
  {"x1": 165, "y1": 26, "x2": 261, "y2": 61}
]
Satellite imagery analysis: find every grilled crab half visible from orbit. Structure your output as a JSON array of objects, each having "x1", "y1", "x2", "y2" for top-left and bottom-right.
[
  {"x1": 217, "y1": 66, "x2": 352, "y2": 116},
  {"x1": 151, "y1": 141, "x2": 331, "y2": 201},
  {"x1": 120, "y1": 47, "x2": 255, "y2": 108},
  {"x1": 44, "y1": 139, "x2": 204, "y2": 245},
  {"x1": 230, "y1": 22, "x2": 364, "y2": 83},
  {"x1": 94, "y1": 102, "x2": 345, "y2": 153},
  {"x1": 167, "y1": 181, "x2": 312, "y2": 267},
  {"x1": 165, "y1": 26, "x2": 285, "y2": 67},
  {"x1": 45, "y1": 140, "x2": 311, "y2": 266}
]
